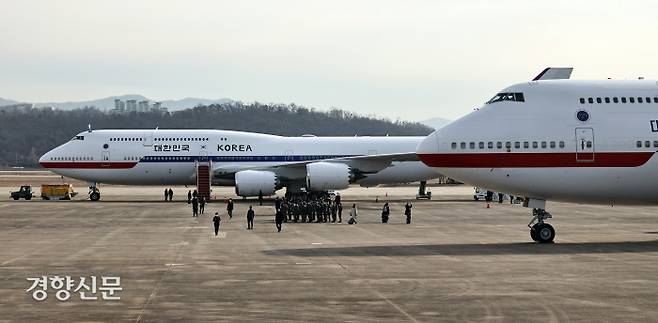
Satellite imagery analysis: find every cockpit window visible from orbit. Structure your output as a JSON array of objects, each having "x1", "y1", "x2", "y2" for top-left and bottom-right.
[
  {"x1": 71, "y1": 135, "x2": 85, "y2": 141},
  {"x1": 486, "y1": 92, "x2": 525, "y2": 104}
]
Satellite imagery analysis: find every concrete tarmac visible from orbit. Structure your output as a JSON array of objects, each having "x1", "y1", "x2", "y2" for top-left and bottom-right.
[{"x1": 1, "y1": 185, "x2": 658, "y2": 322}]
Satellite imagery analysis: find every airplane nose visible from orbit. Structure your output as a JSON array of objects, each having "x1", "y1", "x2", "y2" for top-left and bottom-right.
[
  {"x1": 416, "y1": 132, "x2": 439, "y2": 155},
  {"x1": 38, "y1": 151, "x2": 50, "y2": 167},
  {"x1": 416, "y1": 132, "x2": 440, "y2": 167}
]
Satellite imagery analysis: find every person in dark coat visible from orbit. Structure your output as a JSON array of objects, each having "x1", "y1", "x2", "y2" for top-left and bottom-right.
[
  {"x1": 199, "y1": 197, "x2": 206, "y2": 215},
  {"x1": 337, "y1": 202, "x2": 343, "y2": 223},
  {"x1": 381, "y1": 202, "x2": 390, "y2": 223},
  {"x1": 227, "y1": 198, "x2": 234, "y2": 219},
  {"x1": 258, "y1": 191, "x2": 263, "y2": 206},
  {"x1": 275, "y1": 197, "x2": 281, "y2": 212},
  {"x1": 192, "y1": 197, "x2": 199, "y2": 217},
  {"x1": 212, "y1": 213, "x2": 221, "y2": 236},
  {"x1": 498, "y1": 193, "x2": 504, "y2": 204},
  {"x1": 164, "y1": 188, "x2": 168, "y2": 202},
  {"x1": 404, "y1": 202, "x2": 413, "y2": 224},
  {"x1": 246, "y1": 205, "x2": 255, "y2": 230},
  {"x1": 187, "y1": 190, "x2": 192, "y2": 204},
  {"x1": 275, "y1": 208, "x2": 284, "y2": 232},
  {"x1": 168, "y1": 188, "x2": 173, "y2": 201}
]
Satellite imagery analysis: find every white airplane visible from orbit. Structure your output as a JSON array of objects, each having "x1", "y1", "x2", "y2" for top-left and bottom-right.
[
  {"x1": 39, "y1": 129, "x2": 438, "y2": 201},
  {"x1": 417, "y1": 67, "x2": 658, "y2": 243}
]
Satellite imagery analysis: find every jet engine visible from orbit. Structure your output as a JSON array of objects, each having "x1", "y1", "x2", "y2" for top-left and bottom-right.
[
  {"x1": 306, "y1": 162, "x2": 352, "y2": 191},
  {"x1": 234, "y1": 170, "x2": 279, "y2": 197}
]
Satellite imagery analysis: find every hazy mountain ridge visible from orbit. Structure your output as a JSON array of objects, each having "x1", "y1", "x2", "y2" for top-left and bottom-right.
[{"x1": 0, "y1": 95, "x2": 234, "y2": 111}]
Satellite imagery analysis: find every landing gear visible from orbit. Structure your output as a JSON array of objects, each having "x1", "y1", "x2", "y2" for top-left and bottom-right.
[
  {"x1": 88, "y1": 183, "x2": 101, "y2": 202},
  {"x1": 528, "y1": 208, "x2": 555, "y2": 243}
]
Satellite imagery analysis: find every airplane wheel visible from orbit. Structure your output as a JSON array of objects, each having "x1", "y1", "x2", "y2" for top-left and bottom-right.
[
  {"x1": 90, "y1": 192, "x2": 101, "y2": 202},
  {"x1": 530, "y1": 225, "x2": 539, "y2": 241},
  {"x1": 536, "y1": 223, "x2": 555, "y2": 243}
]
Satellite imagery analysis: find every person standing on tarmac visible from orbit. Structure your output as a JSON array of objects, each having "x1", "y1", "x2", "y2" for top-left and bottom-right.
[
  {"x1": 164, "y1": 189, "x2": 169, "y2": 202},
  {"x1": 227, "y1": 198, "x2": 234, "y2": 219},
  {"x1": 337, "y1": 202, "x2": 343, "y2": 223},
  {"x1": 381, "y1": 202, "x2": 390, "y2": 223},
  {"x1": 275, "y1": 207, "x2": 284, "y2": 232},
  {"x1": 330, "y1": 201, "x2": 337, "y2": 223},
  {"x1": 246, "y1": 206, "x2": 255, "y2": 230},
  {"x1": 275, "y1": 197, "x2": 281, "y2": 212},
  {"x1": 191, "y1": 197, "x2": 199, "y2": 217},
  {"x1": 258, "y1": 191, "x2": 263, "y2": 206},
  {"x1": 187, "y1": 190, "x2": 192, "y2": 204},
  {"x1": 404, "y1": 202, "x2": 413, "y2": 224},
  {"x1": 498, "y1": 193, "x2": 504, "y2": 204},
  {"x1": 212, "y1": 212, "x2": 221, "y2": 236},
  {"x1": 348, "y1": 204, "x2": 358, "y2": 224},
  {"x1": 168, "y1": 188, "x2": 173, "y2": 202},
  {"x1": 199, "y1": 197, "x2": 206, "y2": 215}
]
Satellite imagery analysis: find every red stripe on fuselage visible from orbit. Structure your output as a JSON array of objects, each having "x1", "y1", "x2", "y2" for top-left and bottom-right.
[
  {"x1": 417, "y1": 152, "x2": 654, "y2": 168},
  {"x1": 39, "y1": 162, "x2": 138, "y2": 169}
]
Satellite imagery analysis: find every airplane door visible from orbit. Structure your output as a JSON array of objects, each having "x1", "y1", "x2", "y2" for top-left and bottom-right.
[
  {"x1": 143, "y1": 132, "x2": 153, "y2": 146},
  {"x1": 101, "y1": 151, "x2": 110, "y2": 167},
  {"x1": 575, "y1": 127, "x2": 594, "y2": 162}
]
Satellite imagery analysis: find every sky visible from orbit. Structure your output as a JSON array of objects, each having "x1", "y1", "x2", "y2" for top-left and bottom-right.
[{"x1": 2, "y1": 0, "x2": 658, "y2": 121}]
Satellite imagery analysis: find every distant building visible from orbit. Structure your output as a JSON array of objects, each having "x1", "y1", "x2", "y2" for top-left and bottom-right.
[
  {"x1": 126, "y1": 100, "x2": 137, "y2": 112},
  {"x1": 138, "y1": 100, "x2": 150, "y2": 112},
  {"x1": 114, "y1": 99, "x2": 125, "y2": 112}
]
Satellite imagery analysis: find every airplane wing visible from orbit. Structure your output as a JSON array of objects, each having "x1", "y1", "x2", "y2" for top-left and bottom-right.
[{"x1": 212, "y1": 152, "x2": 419, "y2": 179}]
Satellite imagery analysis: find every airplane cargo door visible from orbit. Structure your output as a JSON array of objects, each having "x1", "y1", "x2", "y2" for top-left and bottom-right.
[
  {"x1": 575, "y1": 127, "x2": 594, "y2": 162},
  {"x1": 101, "y1": 151, "x2": 110, "y2": 167}
]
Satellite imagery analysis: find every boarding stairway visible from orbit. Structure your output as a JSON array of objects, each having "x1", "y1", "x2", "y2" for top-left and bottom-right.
[{"x1": 196, "y1": 161, "x2": 212, "y2": 200}]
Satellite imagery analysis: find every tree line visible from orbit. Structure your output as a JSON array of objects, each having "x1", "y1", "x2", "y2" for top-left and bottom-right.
[{"x1": 0, "y1": 102, "x2": 433, "y2": 167}]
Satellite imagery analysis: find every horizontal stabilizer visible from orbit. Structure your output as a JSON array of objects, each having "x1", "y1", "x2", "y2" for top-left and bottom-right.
[{"x1": 532, "y1": 67, "x2": 573, "y2": 81}]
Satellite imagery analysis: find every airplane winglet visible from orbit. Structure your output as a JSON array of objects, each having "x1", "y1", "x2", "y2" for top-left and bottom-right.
[{"x1": 532, "y1": 67, "x2": 573, "y2": 81}]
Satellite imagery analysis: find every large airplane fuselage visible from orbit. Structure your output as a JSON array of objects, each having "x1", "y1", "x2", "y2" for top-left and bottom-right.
[
  {"x1": 39, "y1": 130, "x2": 437, "y2": 187},
  {"x1": 417, "y1": 79, "x2": 658, "y2": 205}
]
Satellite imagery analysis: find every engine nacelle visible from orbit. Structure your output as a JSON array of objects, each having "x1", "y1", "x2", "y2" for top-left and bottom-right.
[
  {"x1": 234, "y1": 170, "x2": 279, "y2": 197},
  {"x1": 306, "y1": 162, "x2": 351, "y2": 191}
]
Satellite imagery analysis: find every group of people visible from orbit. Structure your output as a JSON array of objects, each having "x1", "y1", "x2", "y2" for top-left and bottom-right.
[
  {"x1": 190, "y1": 192, "x2": 414, "y2": 236},
  {"x1": 188, "y1": 189, "x2": 208, "y2": 217},
  {"x1": 163, "y1": 188, "x2": 174, "y2": 201},
  {"x1": 273, "y1": 195, "x2": 350, "y2": 227},
  {"x1": 380, "y1": 202, "x2": 413, "y2": 224}
]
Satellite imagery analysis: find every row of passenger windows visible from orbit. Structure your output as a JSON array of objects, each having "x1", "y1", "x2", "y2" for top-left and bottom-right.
[
  {"x1": 637, "y1": 140, "x2": 658, "y2": 148},
  {"x1": 49, "y1": 156, "x2": 94, "y2": 161},
  {"x1": 123, "y1": 156, "x2": 141, "y2": 161},
  {"x1": 155, "y1": 138, "x2": 209, "y2": 142},
  {"x1": 451, "y1": 141, "x2": 566, "y2": 150},
  {"x1": 110, "y1": 137, "x2": 142, "y2": 142},
  {"x1": 579, "y1": 96, "x2": 658, "y2": 104},
  {"x1": 109, "y1": 137, "x2": 211, "y2": 142}
]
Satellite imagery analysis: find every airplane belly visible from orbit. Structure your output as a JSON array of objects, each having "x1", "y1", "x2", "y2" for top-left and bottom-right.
[
  {"x1": 436, "y1": 159, "x2": 658, "y2": 205},
  {"x1": 48, "y1": 163, "x2": 196, "y2": 186}
]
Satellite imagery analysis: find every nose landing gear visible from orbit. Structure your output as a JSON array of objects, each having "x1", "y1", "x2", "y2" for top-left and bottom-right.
[
  {"x1": 88, "y1": 183, "x2": 101, "y2": 202},
  {"x1": 528, "y1": 208, "x2": 555, "y2": 243}
]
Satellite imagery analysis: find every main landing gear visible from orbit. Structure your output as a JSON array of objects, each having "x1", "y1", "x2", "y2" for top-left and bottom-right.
[
  {"x1": 528, "y1": 208, "x2": 555, "y2": 243},
  {"x1": 88, "y1": 182, "x2": 101, "y2": 202}
]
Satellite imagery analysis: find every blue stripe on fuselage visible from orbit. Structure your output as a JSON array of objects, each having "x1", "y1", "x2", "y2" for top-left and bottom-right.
[{"x1": 139, "y1": 155, "x2": 357, "y2": 163}]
